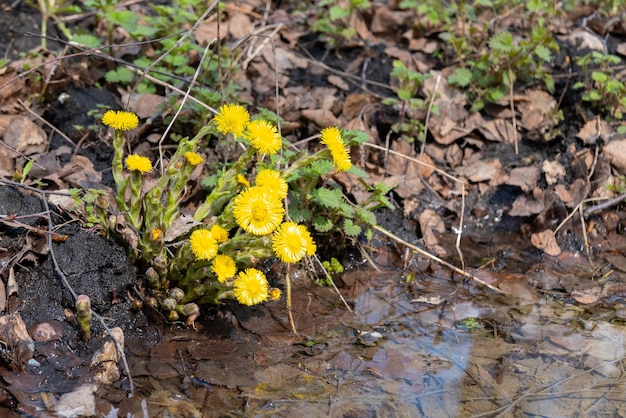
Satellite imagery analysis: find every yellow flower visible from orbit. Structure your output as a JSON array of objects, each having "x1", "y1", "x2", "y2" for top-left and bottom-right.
[
  {"x1": 189, "y1": 229, "x2": 218, "y2": 260},
  {"x1": 237, "y1": 173, "x2": 250, "y2": 188},
  {"x1": 125, "y1": 154, "x2": 152, "y2": 174},
  {"x1": 213, "y1": 104, "x2": 250, "y2": 137},
  {"x1": 150, "y1": 228, "x2": 163, "y2": 242},
  {"x1": 320, "y1": 127, "x2": 351, "y2": 172},
  {"x1": 212, "y1": 254, "x2": 237, "y2": 284},
  {"x1": 102, "y1": 110, "x2": 139, "y2": 131},
  {"x1": 247, "y1": 119, "x2": 281, "y2": 155},
  {"x1": 255, "y1": 169, "x2": 288, "y2": 199},
  {"x1": 272, "y1": 222, "x2": 316, "y2": 263},
  {"x1": 209, "y1": 224, "x2": 229, "y2": 243},
  {"x1": 184, "y1": 152, "x2": 204, "y2": 166},
  {"x1": 233, "y1": 268, "x2": 269, "y2": 306},
  {"x1": 233, "y1": 186, "x2": 284, "y2": 235},
  {"x1": 269, "y1": 288, "x2": 281, "y2": 301}
]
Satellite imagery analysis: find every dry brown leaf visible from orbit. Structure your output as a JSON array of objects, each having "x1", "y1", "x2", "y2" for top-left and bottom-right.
[
  {"x1": 2, "y1": 115, "x2": 47, "y2": 157},
  {"x1": 506, "y1": 166, "x2": 540, "y2": 192},
  {"x1": 301, "y1": 108, "x2": 340, "y2": 128},
  {"x1": 577, "y1": 119, "x2": 613, "y2": 145},
  {"x1": 456, "y1": 159, "x2": 506, "y2": 185},
  {"x1": 531, "y1": 229, "x2": 561, "y2": 256},
  {"x1": 542, "y1": 160, "x2": 566, "y2": 185},
  {"x1": 121, "y1": 93, "x2": 167, "y2": 119},
  {"x1": 602, "y1": 138, "x2": 626, "y2": 174},
  {"x1": 509, "y1": 190, "x2": 545, "y2": 217},
  {"x1": 227, "y1": 12, "x2": 252, "y2": 39}
]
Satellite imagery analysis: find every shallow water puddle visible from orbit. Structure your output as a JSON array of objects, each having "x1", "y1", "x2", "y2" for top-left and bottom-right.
[{"x1": 215, "y1": 269, "x2": 626, "y2": 417}]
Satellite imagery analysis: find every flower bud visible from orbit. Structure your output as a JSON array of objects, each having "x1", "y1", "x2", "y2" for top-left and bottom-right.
[
  {"x1": 168, "y1": 288, "x2": 185, "y2": 302},
  {"x1": 161, "y1": 297, "x2": 177, "y2": 311},
  {"x1": 176, "y1": 303, "x2": 200, "y2": 317},
  {"x1": 145, "y1": 267, "x2": 160, "y2": 288},
  {"x1": 167, "y1": 310, "x2": 179, "y2": 322},
  {"x1": 145, "y1": 297, "x2": 159, "y2": 309}
]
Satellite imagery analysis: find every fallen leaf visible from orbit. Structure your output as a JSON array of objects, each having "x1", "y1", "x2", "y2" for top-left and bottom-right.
[{"x1": 531, "y1": 229, "x2": 561, "y2": 256}]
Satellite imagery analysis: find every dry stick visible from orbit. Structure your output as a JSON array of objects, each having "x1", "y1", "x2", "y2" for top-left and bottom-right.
[
  {"x1": 0, "y1": 178, "x2": 136, "y2": 397},
  {"x1": 418, "y1": 74, "x2": 466, "y2": 270},
  {"x1": 508, "y1": 64, "x2": 519, "y2": 155},
  {"x1": 157, "y1": 39, "x2": 216, "y2": 174},
  {"x1": 285, "y1": 264, "x2": 298, "y2": 336},
  {"x1": 373, "y1": 225, "x2": 505, "y2": 294}
]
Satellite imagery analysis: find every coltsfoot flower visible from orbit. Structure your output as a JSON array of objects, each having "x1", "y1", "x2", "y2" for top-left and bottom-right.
[
  {"x1": 272, "y1": 222, "x2": 316, "y2": 263},
  {"x1": 237, "y1": 173, "x2": 250, "y2": 187},
  {"x1": 212, "y1": 254, "x2": 237, "y2": 283},
  {"x1": 320, "y1": 127, "x2": 351, "y2": 172},
  {"x1": 269, "y1": 287, "x2": 282, "y2": 301},
  {"x1": 125, "y1": 154, "x2": 152, "y2": 173},
  {"x1": 150, "y1": 228, "x2": 163, "y2": 242},
  {"x1": 189, "y1": 229, "x2": 218, "y2": 260},
  {"x1": 233, "y1": 268, "x2": 269, "y2": 306},
  {"x1": 233, "y1": 186, "x2": 284, "y2": 235},
  {"x1": 184, "y1": 151, "x2": 204, "y2": 166},
  {"x1": 247, "y1": 119, "x2": 281, "y2": 155},
  {"x1": 209, "y1": 224, "x2": 229, "y2": 243},
  {"x1": 102, "y1": 110, "x2": 139, "y2": 131},
  {"x1": 255, "y1": 169, "x2": 288, "y2": 199},
  {"x1": 213, "y1": 104, "x2": 250, "y2": 137}
]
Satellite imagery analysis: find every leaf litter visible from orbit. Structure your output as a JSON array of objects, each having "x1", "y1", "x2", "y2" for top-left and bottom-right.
[{"x1": 0, "y1": 0, "x2": 626, "y2": 416}]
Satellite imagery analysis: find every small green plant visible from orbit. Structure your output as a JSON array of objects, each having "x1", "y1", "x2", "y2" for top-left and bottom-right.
[
  {"x1": 101, "y1": 104, "x2": 385, "y2": 324},
  {"x1": 312, "y1": 0, "x2": 371, "y2": 47},
  {"x1": 382, "y1": 60, "x2": 437, "y2": 143},
  {"x1": 318, "y1": 257, "x2": 344, "y2": 286},
  {"x1": 447, "y1": 25, "x2": 559, "y2": 112},
  {"x1": 573, "y1": 52, "x2": 626, "y2": 119},
  {"x1": 69, "y1": 188, "x2": 109, "y2": 229}
]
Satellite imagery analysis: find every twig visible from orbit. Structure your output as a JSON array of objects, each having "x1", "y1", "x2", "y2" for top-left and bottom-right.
[{"x1": 373, "y1": 225, "x2": 506, "y2": 295}]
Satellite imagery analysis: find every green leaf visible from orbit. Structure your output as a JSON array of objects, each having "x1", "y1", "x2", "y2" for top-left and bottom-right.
[
  {"x1": 105, "y1": 67, "x2": 135, "y2": 84},
  {"x1": 448, "y1": 67, "x2": 472, "y2": 87},
  {"x1": 105, "y1": 10, "x2": 139, "y2": 33},
  {"x1": 356, "y1": 207, "x2": 377, "y2": 225},
  {"x1": 329, "y1": 5, "x2": 350, "y2": 20},
  {"x1": 592, "y1": 71, "x2": 609, "y2": 83},
  {"x1": 573, "y1": 81, "x2": 585, "y2": 90},
  {"x1": 313, "y1": 216, "x2": 333, "y2": 232},
  {"x1": 310, "y1": 159, "x2": 335, "y2": 176},
  {"x1": 70, "y1": 34, "x2": 102, "y2": 48},
  {"x1": 312, "y1": 187, "x2": 345, "y2": 209},
  {"x1": 489, "y1": 31, "x2": 515, "y2": 53},
  {"x1": 534, "y1": 44, "x2": 552, "y2": 62},
  {"x1": 343, "y1": 219, "x2": 362, "y2": 236}
]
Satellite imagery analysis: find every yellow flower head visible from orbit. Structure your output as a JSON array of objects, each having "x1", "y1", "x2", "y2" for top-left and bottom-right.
[
  {"x1": 212, "y1": 254, "x2": 237, "y2": 284},
  {"x1": 269, "y1": 288, "x2": 281, "y2": 301},
  {"x1": 237, "y1": 173, "x2": 250, "y2": 188},
  {"x1": 247, "y1": 119, "x2": 281, "y2": 155},
  {"x1": 320, "y1": 127, "x2": 351, "y2": 172},
  {"x1": 209, "y1": 224, "x2": 229, "y2": 243},
  {"x1": 233, "y1": 268, "x2": 269, "y2": 306},
  {"x1": 102, "y1": 110, "x2": 139, "y2": 131},
  {"x1": 125, "y1": 154, "x2": 152, "y2": 174},
  {"x1": 150, "y1": 228, "x2": 163, "y2": 242},
  {"x1": 189, "y1": 229, "x2": 218, "y2": 260},
  {"x1": 272, "y1": 222, "x2": 316, "y2": 263},
  {"x1": 213, "y1": 104, "x2": 250, "y2": 137},
  {"x1": 255, "y1": 169, "x2": 288, "y2": 199},
  {"x1": 184, "y1": 152, "x2": 204, "y2": 166},
  {"x1": 233, "y1": 186, "x2": 284, "y2": 235}
]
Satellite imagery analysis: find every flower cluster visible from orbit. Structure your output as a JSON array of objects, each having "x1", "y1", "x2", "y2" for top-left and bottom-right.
[{"x1": 103, "y1": 103, "x2": 354, "y2": 319}]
